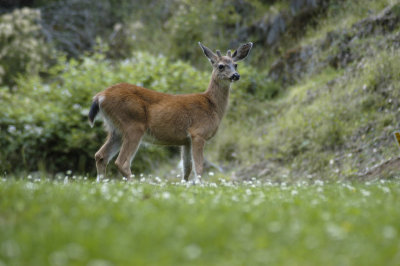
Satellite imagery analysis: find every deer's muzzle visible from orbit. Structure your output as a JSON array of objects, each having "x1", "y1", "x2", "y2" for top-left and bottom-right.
[{"x1": 230, "y1": 73, "x2": 240, "y2": 81}]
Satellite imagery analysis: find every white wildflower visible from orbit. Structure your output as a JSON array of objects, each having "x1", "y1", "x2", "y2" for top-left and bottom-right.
[
  {"x1": 184, "y1": 244, "x2": 202, "y2": 260},
  {"x1": 314, "y1": 180, "x2": 324, "y2": 186},
  {"x1": 268, "y1": 221, "x2": 281, "y2": 233},
  {"x1": 360, "y1": 189, "x2": 371, "y2": 197},
  {"x1": 209, "y1": 182, "x2": 217, "y2": 188},
  {"x1": 161, "y1": 192, "x2": 171, "y2": 199},
  {"x1": 326, "y1": 223, "x2": 346, "y2": 240},
  {"x1": 380, "y1": 186, "x2": 390, "y2": 193},
  {"x1": 382, "y1": 226, "x2": 397, "y2": 239},
  {"x1": 8, "y1": 125, "x2": 16, "y2": 133}
]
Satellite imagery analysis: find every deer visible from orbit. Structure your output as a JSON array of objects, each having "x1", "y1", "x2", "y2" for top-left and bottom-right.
[{"x1": 88, "y1": 42, "x2": 253, "y2": 182}]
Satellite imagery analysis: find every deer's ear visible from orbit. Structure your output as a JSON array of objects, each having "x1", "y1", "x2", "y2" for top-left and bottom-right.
[
  {"x1": 232, "y1": 42, "x2": 253, "y2": 62},
  {"x1": 199, "y1": 42, "x2": 218, "y2": 64}
]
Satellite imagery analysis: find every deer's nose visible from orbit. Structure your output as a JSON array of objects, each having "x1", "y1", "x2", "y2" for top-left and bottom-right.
[{"x1": 231, "y1": 73, "x2": 240, "y2": 81}]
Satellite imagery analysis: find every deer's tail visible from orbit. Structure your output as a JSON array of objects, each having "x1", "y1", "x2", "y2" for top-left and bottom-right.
[{"x1": 88, "y1": 96, "x2": 100, "y2": 128}]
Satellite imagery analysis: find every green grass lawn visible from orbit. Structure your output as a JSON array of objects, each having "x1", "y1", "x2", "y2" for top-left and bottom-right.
[{"x1": 1, "y1": 177, "x2": 399, "y2": 266}]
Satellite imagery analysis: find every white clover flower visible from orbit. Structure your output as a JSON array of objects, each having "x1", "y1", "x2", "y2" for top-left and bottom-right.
[
  {"x1": 184, "y1": 244, "x2": 202, "y2": 260},
  {"x1": 33, "y1": 126, "x2": 43, "y2": 135},
  {"x1": 380, "y1": 186, "x2": 390, "y2": 193},
  {"x1": 360, "y1": 189, "x2": 371, "y2": 197},
  {"x1": 311, "y1": 199, "x2": 319, "y2": 205},
  {"x1": 2, "y1": 24, "x2": 12, "y2": 36},
  {"x1": 382, "y1": 226, "x2": 397, "y2": 239},
  {"x1": 326, "y1": 223, "x2": 346, "y2": 240},
  {"x1": 21, "y1": 8, "x2": 32, "y2": 16},
  {"x1": 25, "y1": 182, "x2": 36, "y2": 190},
  {"x1": 314, "y1": 180, "x2": 324, "y2": 186},
  {"x1": 268, "y1": 221, "x2": 281, "y2": 233},
  {"x1": 8, "y1": 125, "x2": 16, "y2": 133},
  {"x1": 187, "y1": 197, "x2": 195, "y2": 204},
  {"x1": 2, "y1": 14, "x2": 12, "y2": 22},
  {"x1": 344, "y1": 184, "x2": 355, "y2": 191},
  {"x1": 231, "y1": 195, "x2": 239, "y2": 202},
  {"x1": 161, "y1": 192, "x2": 170, "y2": 199}
]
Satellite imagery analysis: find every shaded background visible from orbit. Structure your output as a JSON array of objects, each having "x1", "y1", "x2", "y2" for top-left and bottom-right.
[{"x1": 1, "y1": 0, "x2": 399, "y2": 180}]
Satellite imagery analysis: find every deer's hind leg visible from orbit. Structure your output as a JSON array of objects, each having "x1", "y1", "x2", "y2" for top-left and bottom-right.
[
  {"x1": 95, "y1": 131, "x2": 121, "y2": 182},
  {"x1": 114, "y1": 124, "x2": 145, "y2": 180}
]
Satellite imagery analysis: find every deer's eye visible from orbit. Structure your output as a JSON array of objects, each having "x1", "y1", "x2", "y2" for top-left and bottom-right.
[
  {"x1": 218, "y1": 64, "x2": 224, "y2": 70},
  {"x1": 234, "y1": 64, "x2": 238, "y2": 69}
]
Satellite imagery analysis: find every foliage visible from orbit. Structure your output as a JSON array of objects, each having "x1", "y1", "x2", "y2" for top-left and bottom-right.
[
  {"x1": 164, "y1": 0, "x2": 243, "y2": 61},
  {"x1": 1, "y1": 177, "x2": 400, "y2": 265},
  {"x1": 0, "y1": 8, "x2": 56, "y2": 87}
]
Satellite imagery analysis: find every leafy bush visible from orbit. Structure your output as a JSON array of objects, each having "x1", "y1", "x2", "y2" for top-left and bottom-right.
[
  {"x1": 156, "y1": 0, "x2": 262, "y2": 64},
  {"x1": 0, "y1": 8, "x2": 56, "y2": 87}
]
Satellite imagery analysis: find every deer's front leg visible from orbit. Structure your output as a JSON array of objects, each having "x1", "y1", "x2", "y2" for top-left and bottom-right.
[
  {"x1": 182, "y1": 144, "x2": 192, "y2": 181},
  {"x1": 190, "y1": 135, "x2": 205, "y2": 182}
]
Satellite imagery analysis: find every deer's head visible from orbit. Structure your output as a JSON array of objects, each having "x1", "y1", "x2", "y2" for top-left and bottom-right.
[{"x1": 199, "y1": 42, "x2": 253, "y2": 82}]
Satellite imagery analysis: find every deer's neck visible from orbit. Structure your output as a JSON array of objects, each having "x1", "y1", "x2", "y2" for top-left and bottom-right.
[{"x1": 205, "y1": 74, "x2": 231, "y2": 119}]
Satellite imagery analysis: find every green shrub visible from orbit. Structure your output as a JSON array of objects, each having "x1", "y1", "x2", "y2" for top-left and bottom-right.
[
  {"x1": 0, "y1": 8, "x2": 56, "y2": 87},
  {"x1": 161, "y1": 0, "x2": 262, "y2": 64}
]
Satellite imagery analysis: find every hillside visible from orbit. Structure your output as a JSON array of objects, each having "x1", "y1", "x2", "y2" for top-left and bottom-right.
[
  {"x1": 221, "y1": 2, "x2": 400, "y2": 181},
  {"x1": 1, "y1": 0, "x2": 399, "y2": 181}
]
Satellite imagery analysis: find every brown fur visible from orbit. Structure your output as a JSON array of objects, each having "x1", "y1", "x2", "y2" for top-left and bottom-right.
[{"x1": 91, "y1": 42, "x2": 252, "y2": 181}]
